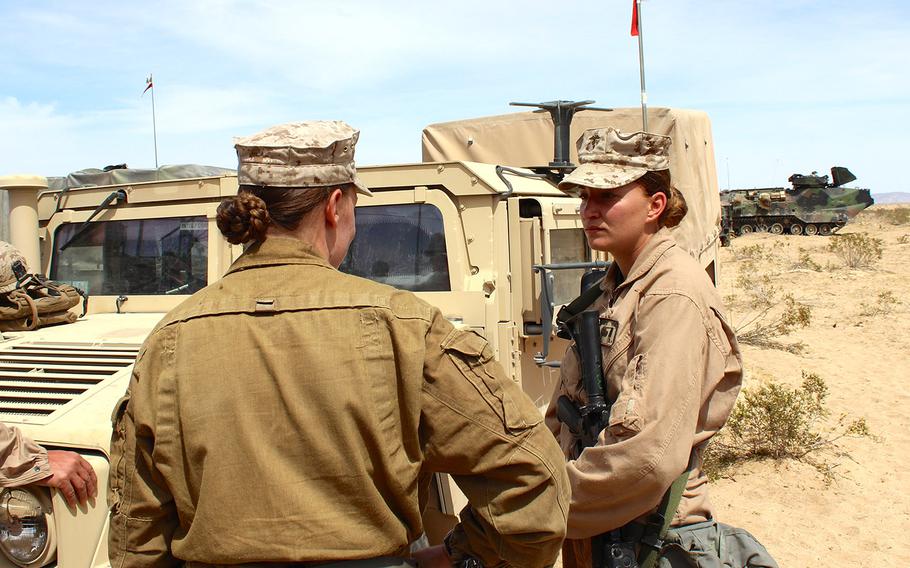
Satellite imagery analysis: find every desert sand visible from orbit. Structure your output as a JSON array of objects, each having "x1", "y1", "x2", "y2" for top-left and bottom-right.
[{"x1": 709, "y1": 204, "x2": 910, "y2": 566}]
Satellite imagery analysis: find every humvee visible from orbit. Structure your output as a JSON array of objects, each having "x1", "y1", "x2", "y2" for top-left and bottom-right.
[{"x1": 0, "y1": 104, "x2": 722, "y2": 566}]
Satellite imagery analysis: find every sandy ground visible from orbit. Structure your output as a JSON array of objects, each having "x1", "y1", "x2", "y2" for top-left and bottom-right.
[{"x1": 709, "y1": 205, "x2": 910, "y2": 566}]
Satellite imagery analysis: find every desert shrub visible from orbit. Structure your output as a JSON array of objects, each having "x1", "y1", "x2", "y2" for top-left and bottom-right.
[
  {"x1": 884, "y1": 208, "x2": 910, "y2": 225},
  {"x1": 858, "y1": 291, "x2": 901, "y2": 317},
  {"x1": 826, "y1": 232, "x2": 883, "y2": 268},
  {"x1": 704, "y1": 372, "x2": 873, "y2": 483},
  {"x1": 791, "y1": 247, "x2": 822, "y2": 271},
  {"x1": 732, "y1": 243, "x2": 772, "y2": 262},
  {"x1": 897, "y1": 234, "x2": 909, "y2": 245},
  {"x1": 860, "y1": 207, "x2": 910, "y2": 225},
  {"x1": 735, "y1": 294, "x2": 811, "y2": 352}
]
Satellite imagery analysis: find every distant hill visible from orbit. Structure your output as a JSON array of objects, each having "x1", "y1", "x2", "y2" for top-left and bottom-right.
[{"x1": 872, "y1": 192, "x2": 910, "y2": 204}]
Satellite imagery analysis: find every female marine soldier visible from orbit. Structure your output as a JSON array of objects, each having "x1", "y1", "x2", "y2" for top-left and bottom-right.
[
  {"x1": 108, "y1": 121, "x2": 569, "y2": 568},
  {"x1": 546, "y1": 128, "x2": 777, "y2": 568}
]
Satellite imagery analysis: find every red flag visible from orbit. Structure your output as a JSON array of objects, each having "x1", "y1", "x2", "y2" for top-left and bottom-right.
[
  {"x1": 631, "y1": 0, "x2": 639, "y2": 36},
  {"x1": 142, "y1": 75, "x2": 153, "y2": 95}
]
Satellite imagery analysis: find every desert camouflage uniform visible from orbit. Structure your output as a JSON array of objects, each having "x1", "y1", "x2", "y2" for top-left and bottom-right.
[
  {"x1": 551, "y1": 128, "x2": 777, "y2": 568},
  {"x1": 109, "y1": 121, "x2": 569, "y2": 568}
]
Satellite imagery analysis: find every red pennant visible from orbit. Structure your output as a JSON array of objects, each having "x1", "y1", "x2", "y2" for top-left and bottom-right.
[{"x1": 631, "y1": 0, "x2": 639, "y2": 36}]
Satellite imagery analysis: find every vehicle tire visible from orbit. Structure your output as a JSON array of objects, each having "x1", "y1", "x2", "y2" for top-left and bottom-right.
[
  {"x1": 757, "y1": 224, "x2": 769, "y2": 233},
  {"x1": 805, "y1": 224, "x2": 818, "y2": 236},
  {"x1": 819, "y1": 224, "x2": 833, "y2": 236},
  {"x1": 790, "y1": 223, "x2": 804, "y2": 235},
  {"x1": 769, "y1": 223, "x2": 784, "y2": 235},
  {"x1": 739, "y1": 224, "x2": 754, "y2": 235}
]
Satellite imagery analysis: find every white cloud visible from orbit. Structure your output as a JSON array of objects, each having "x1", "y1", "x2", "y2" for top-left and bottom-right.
[{"x1": 0, "y1": 0, "x2": 908, "y2": 192}]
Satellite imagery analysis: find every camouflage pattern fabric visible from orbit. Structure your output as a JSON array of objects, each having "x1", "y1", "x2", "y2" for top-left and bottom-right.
[
  {"x1": 0, "y1": 241, "x2": 28, "y2": 294},
  {"x1": 559, "y1": 128, "x2": 672, "y2": 194},
  {"x1": 234, "y1": 120, "x2": 372, "y2": 196}
]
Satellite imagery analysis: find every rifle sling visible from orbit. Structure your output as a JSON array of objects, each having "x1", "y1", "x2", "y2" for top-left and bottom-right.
[
  {"x1": 558, "y1": 275, "x2": 606, "y2": 323},
  {"x1": 636, "y1": 454, "x2": 694, "y2": 568}
]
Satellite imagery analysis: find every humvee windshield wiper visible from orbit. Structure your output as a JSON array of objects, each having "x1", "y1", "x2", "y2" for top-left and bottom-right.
[{"x1": 59, "y1": 189, "x2": 128, "y2": 251}]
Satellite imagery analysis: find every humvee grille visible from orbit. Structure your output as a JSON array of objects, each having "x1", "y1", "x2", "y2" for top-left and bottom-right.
[{"x1": 0, "y1": 342, "x2": 140, "y2": 423}]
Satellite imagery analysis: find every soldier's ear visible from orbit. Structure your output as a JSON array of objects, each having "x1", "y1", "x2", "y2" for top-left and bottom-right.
[
  {"x1": 646, "y1": 191, "x2": 667, "y2": 223},
  {"x1": 324, "y1": 188, "x2": 345, "y2": 228}
]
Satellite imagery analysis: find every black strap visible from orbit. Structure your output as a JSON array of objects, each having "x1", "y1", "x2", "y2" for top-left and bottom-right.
[{"x1": 556, "y1": 273, "x2": 606, "y2": 328}]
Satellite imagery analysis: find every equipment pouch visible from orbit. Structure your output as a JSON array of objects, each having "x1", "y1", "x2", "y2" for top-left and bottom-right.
[{"x1": 0, "y1": 277, "x2": 83, "y2": 331}]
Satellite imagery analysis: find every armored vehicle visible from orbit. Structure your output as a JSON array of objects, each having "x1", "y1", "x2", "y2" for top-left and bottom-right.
[
  {"x1": 719, "y1": 166, "x2": 874, "y2": 236},
  {"x1": 0, "y1": 104, "x2": 722, "y2": 566}
]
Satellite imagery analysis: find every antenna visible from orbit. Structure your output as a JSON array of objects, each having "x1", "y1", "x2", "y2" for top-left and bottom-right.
[{"x1": 509, "y1": 100, "x2": 612, "y2": 170}]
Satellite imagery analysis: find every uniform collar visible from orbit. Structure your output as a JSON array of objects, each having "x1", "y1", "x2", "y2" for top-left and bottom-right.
[
  {"x1": 225, "y1": 236, "x2": 335, "y2": 276},
  {"x1": 601, "y1": 227, "x2": 677, "y2": 294}
]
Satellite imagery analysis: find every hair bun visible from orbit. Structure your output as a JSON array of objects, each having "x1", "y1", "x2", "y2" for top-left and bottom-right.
[
  {"x1": 663, "y1": 187, "x2": 688, "y2": 228},
  {"x1": 216, "y1": 193, "x2": 271, "y2": 244}
]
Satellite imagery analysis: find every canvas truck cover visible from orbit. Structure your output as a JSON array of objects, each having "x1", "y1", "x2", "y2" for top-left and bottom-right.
[
  {"x1": 47, "y1": 164, "x2": 235, "y2": 191},
  {"x1": 422, "y1": 107, "x2": 721, "y2": 261}
]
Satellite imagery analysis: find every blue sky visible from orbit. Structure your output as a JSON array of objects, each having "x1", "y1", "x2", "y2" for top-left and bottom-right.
[{"x1": 1, "y1": 0, "x2": 908, "y2": 194}]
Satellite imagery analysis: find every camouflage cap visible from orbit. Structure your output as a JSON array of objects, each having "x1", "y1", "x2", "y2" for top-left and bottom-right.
[
  {"x1": 0, "y1": 241, "x2": 28, "y2": 294},
  {"x1": 234, "y1": 120, "x2": 372, "y2": 196},
  {"x1": 558, "y1": 128, "x2": 672, "y2": 195}
]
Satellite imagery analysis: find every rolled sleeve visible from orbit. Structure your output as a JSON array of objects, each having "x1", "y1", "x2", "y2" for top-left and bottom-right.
[
  {"x1": 421, "y1": 312, "x2": 569, "y2": 568},
  {"x1": 0, "y1": 423, "x2": 50, "y2": 487}
]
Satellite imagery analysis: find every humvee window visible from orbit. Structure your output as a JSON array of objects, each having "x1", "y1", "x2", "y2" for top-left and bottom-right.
[
  {"x1": 340, "y1": 204, "x2": 450, "y2": 291},
  {"x1": 51, "y1": 216, "x2": 208, "y2": 295},
  {"x1": 550, "y1": 228, "x2": 589, "y2": 305}
]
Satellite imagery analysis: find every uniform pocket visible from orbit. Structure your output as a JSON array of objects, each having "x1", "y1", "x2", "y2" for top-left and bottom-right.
[
  {"x1": 607, "y1": 353, "x2": 646, "y2": 439},
  {"x1": 662, "y1": 523, "x2": 723, "y2": 568},
  {"x1": 717, "y1": 523, "x2": 779, "y2": 568},
  {"x1": 441, "y1": 328, "x2": 541, "y2": 432},
  {"x1": 108, "y1": 390, "x2": 132, "y2": 513}
]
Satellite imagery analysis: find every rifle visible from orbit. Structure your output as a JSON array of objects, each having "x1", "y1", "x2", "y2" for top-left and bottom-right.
[
  {"x1": 554, "y1": 269, "x2": 690, "y2": 568},
  {"x1": 554, "y1": 272, "x2": 637, "y2": 567},
  {"x1": 555, "y1": 309, "x2": 609, "y2": 454}
]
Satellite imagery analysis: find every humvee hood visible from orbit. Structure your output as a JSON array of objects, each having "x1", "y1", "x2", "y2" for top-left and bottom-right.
[{"x1": 0, "y1": 313, "x2": 163, "y2": 455}]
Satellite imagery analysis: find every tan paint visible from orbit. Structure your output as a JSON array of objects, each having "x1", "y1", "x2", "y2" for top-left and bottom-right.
[
  {"x1": 0, "y1": 175, "x2": 46, "y2": 272},
  {"x1": 0, "y1": 108, "x2": 722, "y2": 563}
]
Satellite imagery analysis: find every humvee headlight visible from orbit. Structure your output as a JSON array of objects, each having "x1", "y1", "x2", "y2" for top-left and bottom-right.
[{"x1": 0, "y1": 488, "x2": 52, "y2": 566}]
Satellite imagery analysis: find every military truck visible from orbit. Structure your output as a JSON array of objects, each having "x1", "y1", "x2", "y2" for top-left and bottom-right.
[
  {"x1": 719, "y1": 166, "x2": 874, "y2": 236},
  {"x1": 0, "y1": 104, "x2": 722, "y2": 566}
]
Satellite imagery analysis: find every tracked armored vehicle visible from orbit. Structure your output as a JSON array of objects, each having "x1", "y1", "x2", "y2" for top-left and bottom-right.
[
  {"x1": 720, "y1": 166, "x2": 874, "y2": 236},
  {"x1": 0, "y1": 103, "x2": 723, "y2": 566}
]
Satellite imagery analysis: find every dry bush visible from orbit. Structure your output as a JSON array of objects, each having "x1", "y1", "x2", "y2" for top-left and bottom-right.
[
  {"x1": 704, "y1": 372, "x2": 873, "y2": 484},
  {"x1": 859, "y1": 207, "x2": 910, "y2": 226},
  {"x1": 858, "y1": 291, "x2": 902, "y2": 317},
  {"x1": 731, "y1": 243, "x2": 773, "y2": 262},
  {"x1": 897, "y1": 234, "x2": 909, "y2": 245},
  {"x1": 735, "y1": 295, "x2": 811, "y2": 353},
  {"x1": 826, "y1": 233, "x2": 883, "y2": 269},
  {"x1": 791, "y1": 247, "x2": 822, "y2": 271},
  {"x1": 883, "y1": 208, "x2": 910, "y2": 225},
  {"x1": 730, "y1": 267, "x2": 811, "y2": 352}
]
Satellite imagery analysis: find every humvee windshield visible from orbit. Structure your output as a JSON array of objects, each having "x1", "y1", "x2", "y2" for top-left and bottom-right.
[
  {"x1": 340, "y1": 204, "x2": 450, "y2": 292},
  {"x1": 51, "y1": 216, "x2": 208, "y2": 295}
]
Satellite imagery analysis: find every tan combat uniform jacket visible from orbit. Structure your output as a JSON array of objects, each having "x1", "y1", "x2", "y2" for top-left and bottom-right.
[
  {"x1": 0, "y1": 423, "x2": 51, "y2": 487},
  {"x1": 109, "y1": 237, "x2": 569, "y2": 568},
  {"x1": 545, "y1": 228, "x2": 742, "y2": 542}
]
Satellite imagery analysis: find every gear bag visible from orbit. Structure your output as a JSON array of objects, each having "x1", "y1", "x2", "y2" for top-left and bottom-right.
[{"x1": 0, "y1": 241, "x2": 85, "y2": 331}]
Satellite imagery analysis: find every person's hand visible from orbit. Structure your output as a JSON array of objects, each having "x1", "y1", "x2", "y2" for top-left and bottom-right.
[
  {"x1": 34, "y1": 450, "x2": 98, "y2": 509},
  {"x1": 411, "y1": 544, "x2": 452, "y2": 568}
]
